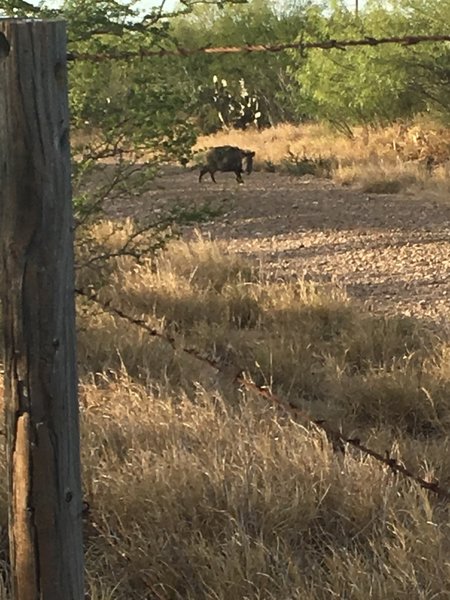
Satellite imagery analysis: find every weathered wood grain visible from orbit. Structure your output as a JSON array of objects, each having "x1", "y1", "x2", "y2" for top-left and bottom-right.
[{"x1": 0, "y1": 19, "x2": 84, "y2": 600}]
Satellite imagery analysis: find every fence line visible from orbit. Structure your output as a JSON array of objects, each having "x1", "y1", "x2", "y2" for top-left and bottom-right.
[
  {"x1": 76, "y1": 287, "x2": 450, "y2": 503},
  {"x1": 67, "y1": 34, "x2": 450, "y2": 62}
]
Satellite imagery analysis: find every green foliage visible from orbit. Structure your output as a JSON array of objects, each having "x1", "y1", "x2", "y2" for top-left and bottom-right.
[
  {"x1": 69, "y1": 56, "x2": 197, "y2": 161},
  {"x1": 1, "y1": 0, "x2": 450, "y2": 137},
  {"x1": 290, "y1": 0, "x2": 450, "y2": 129},
  {"x1": 169, "y1": 0, "x2": 322, "y2": 130}
]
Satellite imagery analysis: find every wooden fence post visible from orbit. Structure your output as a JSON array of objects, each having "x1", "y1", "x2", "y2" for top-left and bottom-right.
[{"x1": 0, "y1": 19, "x2": 84, "y2": 599}]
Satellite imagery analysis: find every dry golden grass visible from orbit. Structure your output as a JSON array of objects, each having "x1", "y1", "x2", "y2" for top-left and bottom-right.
[
  {"x1": 0, "y1": 223, "x2": 450, "y2": 600},
  {"x1": 2, "y1": 230, "x2": 450, "y2": 597},
  {"x1": 195, "y1": 120, "x2": 450, "y2": 194},
  {"x1": 79, "y1": 375, "x2": 450, "y2": 600},
  {"x1": 15, "y1": 230, "x2": 438, "y2": 598}
]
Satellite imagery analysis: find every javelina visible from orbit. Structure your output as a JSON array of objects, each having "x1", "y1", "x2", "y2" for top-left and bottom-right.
[{"x1": 199, "y1": 146, "x2": 255, "y2": 184}]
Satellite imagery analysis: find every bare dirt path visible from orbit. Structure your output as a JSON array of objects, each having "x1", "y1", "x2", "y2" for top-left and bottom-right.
[{"x1": 106, "y1": 167, "x2": 450, "y2": 327}]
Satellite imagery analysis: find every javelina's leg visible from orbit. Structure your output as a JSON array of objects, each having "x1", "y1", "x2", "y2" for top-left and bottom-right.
[
  {"x1": 199, "y1": 167, "x2": 208, "y2": 182},
  {"x1": 235, "y1": 170, "x2": 244, "y2": 184},
  {"x1": 210, "y1": 171, "x2": 217, "y2": 183}
]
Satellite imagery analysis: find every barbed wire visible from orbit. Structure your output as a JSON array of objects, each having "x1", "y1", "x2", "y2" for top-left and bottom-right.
[
  {"x1": 76, "y1": 286, "x2": 450, "y2": 503},
  {"x1": 67, "y1": 34, "x2": 450, "y2": 62}
]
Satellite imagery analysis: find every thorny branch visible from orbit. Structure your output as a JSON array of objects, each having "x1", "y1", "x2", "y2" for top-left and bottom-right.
[
  {"x1": 75, "y1": 215, "x2": 179, "y2": 270},
  {"x1": 76, "y1": 287, "x2": 450, "y2": 503},
  {"x1": 68, "y1": 34, "x2": 450, "y2": 62}
]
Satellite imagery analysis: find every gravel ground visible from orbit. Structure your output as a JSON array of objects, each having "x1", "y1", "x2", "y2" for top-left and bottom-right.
[{"x1": 105, "y1": 166, "x2": 450, "y2": 328}]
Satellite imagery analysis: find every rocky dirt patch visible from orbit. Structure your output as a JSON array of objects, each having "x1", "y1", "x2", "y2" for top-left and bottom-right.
[{"x1": 105, "y1": 166, "x2": 450, "y2": 328}]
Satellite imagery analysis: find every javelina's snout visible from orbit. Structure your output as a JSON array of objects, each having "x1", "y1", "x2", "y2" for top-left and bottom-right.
[{"x1": 199, "y1": 145, "x2": 256, "y2": 184}]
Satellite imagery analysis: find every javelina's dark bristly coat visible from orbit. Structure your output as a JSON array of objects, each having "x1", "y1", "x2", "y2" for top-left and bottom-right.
[{"x1": 199, "y1": 145, "x2": 256, "y2": 183}]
